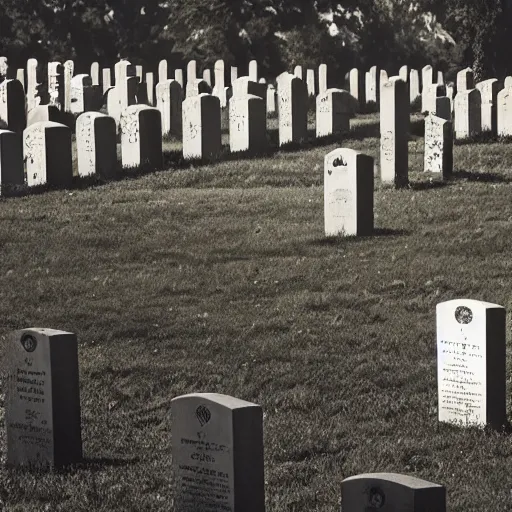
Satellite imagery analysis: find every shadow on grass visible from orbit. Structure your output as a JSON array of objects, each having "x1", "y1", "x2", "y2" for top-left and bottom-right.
[
  {"x1": 409, "y1": 180, "x2": 449, "y2": 191},
  {"x1": 309, "y1": 228, "x2": 409, "y2": 246},
  {"x1": 451, "y1": 169, "x2": 512, "y2": 183}
]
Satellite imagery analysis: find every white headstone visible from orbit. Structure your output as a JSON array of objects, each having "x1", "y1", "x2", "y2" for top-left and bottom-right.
[
  {"x1": 175, "y1": 69, "x2": 184, "y2": 88},
  {"x1": 306, "y1": 69, "x2": 315, "y2": 97},
  {"x1": 203, "y1": 69, "x2": 212, "y2": 87},
  {"x1": 316, "y1": 88, "x2": 352, "y2": 138},
  {"x1": 102, "y1": 68, "x2": 112, "y2": 95},
  {"x1": 230, "y1": 66, "x2": 238, "y2": 85},
  {"x1": 213, "y1": 60, "x2": 226, "y2": 108},
  {"x1": 277, "y1": 72, "x2": 308, "y2": 146},
  {"x1": 229, "y1": 94, "x2": 267, "y2": 154},
  {"x1": 266, "y1": 84, "x2": 276, "y2": 114},
  {"x1": 47, "y1": 62, "x2": 63, "y2": 110},
  {"x1": 422, "y1": 84, "x2": 446, "y2": 114},
  {"x1": 187, "y1": 60, "x2": 197, "y2": 88},
  {"x1": 424, "y1": 114, "x2": 453, "y2": 177},
  {"x1": 158, "y1": 60, "x2": 168, "y2": 83},
  {"x1": 457, "y1": 67, "x2": 474, "y2": 93},
  {"x1": 437, "y1": 299, "x2": 506, "y2": 429},
  {"x1": 232, "y1": 77, "x2": 266, "y2": 100},
  {"x1": 318, "y1": 63, "x2": 328, "y2": 94},
  {"x1": 26, "y1": 58, "x2": 41, "y2": 113},
  {"x1": 399, "y1": 65, "x2": 408, "y2": 82},
  {"x1": 90, "y1": 62, "x2": 100, "y2": 86},
  {"x1": 475, "y1": 78, "x2": 501, "y2": 133},
  {"x1": 349, "y1": 68, "x2": 364, "y2": 110},
  {"x1": 454, "y1": 89, "x2": 481, "y2": 140},
  {"x1": 497, "y1": 87, "x2": 512, "y2": 136},
  {"x1": 156, "y1": 79, "x2": 183, "y2": 137},
  {"x1": 422, "y1": 65, "x2": 433, "y2": 91},
  {"x1": 248, "y1": 60, "x2": 258, "y2": 82},
  {"x1": 70, "y1": 74, "x2": 94, "y2": 114},
  {"x1": 294, "y1": 65, "x2": 303, "y2": 79},
  {"x1": 409, "y1": 69, "x2": 420, "y2": 104},
  {"x1": 366, "y1": 66, "x2": 379, "y2": 104}
]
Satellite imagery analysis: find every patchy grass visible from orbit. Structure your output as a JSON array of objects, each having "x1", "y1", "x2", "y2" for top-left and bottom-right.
[{"x1": 1, "y1": 113, "x2": 512, "y2": 511}]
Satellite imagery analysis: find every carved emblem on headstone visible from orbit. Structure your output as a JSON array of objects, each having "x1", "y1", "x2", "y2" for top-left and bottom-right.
[
  {"x1": 368, "y1": 487, "x2": 385, "y2": 508},
  {"x1": 455, "y1": 306, "x2": 473, "y2": 324},
  {"x1": 195, "y1": 405, "x2": 211, "y2": 427},
  {"x1": 20, "y1": 334, "x2": 37, "y2": 352}
]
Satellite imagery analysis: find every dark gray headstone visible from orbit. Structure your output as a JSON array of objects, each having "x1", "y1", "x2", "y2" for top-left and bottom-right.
[
  {"x1": 341, "y1": 473, "x2": 446, "y2": 512},
  {"x1": 6, "y1": 328, "x2": 82, "y2": 469},
  {"x1": 171, "y1": 393, "x2": 265, "y2": 512}
]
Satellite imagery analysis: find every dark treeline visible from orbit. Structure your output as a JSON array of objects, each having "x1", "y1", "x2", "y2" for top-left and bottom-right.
[{"x1": 1, "y1": 0, "x2": 511, "y2": 82}]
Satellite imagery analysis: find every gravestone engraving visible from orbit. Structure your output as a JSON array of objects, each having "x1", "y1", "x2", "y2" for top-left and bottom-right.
[
  {"x1": 171, "y1": 393, "x2": 265, "y2": 512},
  {"x1": 6, "y1": 328, "x2": 82, "y2": 468},
  {"x1": 341, "y1": 473, "x2": 446, "y2": 512},
  {"x1": 0, "y1": 130, "x2": 24, "y2": 193},
  {"x1": 229, "y1": 94, "x2": 267, "y2": 154},
  {"x1": 424, "y1": 114, "x2": 453, "y2": 177},
  {"x1": 324, "y1": 148, "x2": 373, "y2": 237},
  {"x1": 437, "y1": 299, "x2": 506, "y2": 429}
]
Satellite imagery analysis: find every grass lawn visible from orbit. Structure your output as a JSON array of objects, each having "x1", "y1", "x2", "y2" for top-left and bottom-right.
[{"x1": 1, "y1": 113, "x2": 512, "y2": 511}]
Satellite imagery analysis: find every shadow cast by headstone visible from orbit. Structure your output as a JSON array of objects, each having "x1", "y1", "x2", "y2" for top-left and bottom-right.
[
  {"x1": 346, "y1": 121, "x2": 380, "y2": 140},
  {"x1": 409, "y1": 118, "x2": 425, "y2": 137},
  {"x1": 454, "y1": 132, "x2": 498, "y2": 145},
  {"x1": 450, "y1": 169, "x2": 512, "y2": 183},
  {"x1": 76, "y1": 456, "x2": 141, "y2": 472},
  {"x1": 409, "y1": 179, "x2": 449, "y2": 191},
  {"x1": 310, "y1": 228, "x2": 409, "y2": 246}
]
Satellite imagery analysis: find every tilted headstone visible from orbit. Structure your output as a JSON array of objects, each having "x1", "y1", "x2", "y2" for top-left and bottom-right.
[
  {"x1": 380, "y1": 78, "x2": 409, "y2": 188},
  {"x1": 318, "y1": 63, "x2": 328, "y2": 94},
  {"x1": 186, "y1": 78, "x2": 212, "y2": 98},
  {"x1": 230, "y1": 66, "x2": 238, "y2": 85},
  {"x1": 497, "y1": 87, "x2": 512, "y2": 136},
  {"x1": 341, "y1": 473, "x2": 446, "y2": 512},
  {"x1": 457, "y1": 67, "x2": 474, "y2": 93},
  {"x1": 316, "y1": 88, "x2": 352, "y2": 138},
  {"x1": 437, "y1": 299, "x2": 506, "y2": 429},
  {"x1": 0, "y1": 79, "x2": 26, "y2": 133},
  {"x1": 229, "y1": 94, "x2": 267, "y2": 154},
  {"x1": 171, "y1": 393, "x2": 265, "y2": 512},
  {"x1": 120, "y1": 105, "x2": 163, "y2": 169},
  {"x1": 248, "y1": 60, "x2": 258, "y2": 82},
  {"x1": 6, "y1": 328, "x2": 82, "y2": 469},
  {"x1": 421, "y1": 84, "x2": 446, "y2": 114},
  {"x1": 27, "y1": 106, "x2": 61, "y2": 127},
  {"x1": 424, "y1": 114, "x2": 453, "y2": 177},
  {"x1": 70, "y1": 74, "x2": 94, "y2": 114},
  {"x1": 0, "y1": 130, "x2": 24, "y2": 193},
  {"x1": 26, "y1": 58, "x2": 41, "y2": 113},
  {"x1": 324, "y1": 148, "x2": 373, "y2": 237},
  {"x1": 24, "y1": 121, "x2": 72, "y2": 187},
  {"x1": 409, "y1": 69, "x2": 420, "y2": 104},
  {"x1": 63, "y1": 60, "x2": 74, "y2": 113},
  {"x1": 90, "y1": 62, "x2": 100, "y2": 86},
  {"x1": 175, "y1": 69, "x2": 184, "y2": 88},
  {"x1": 475, "y1": 78, "x2": 501, "y2": 133},
  {"x1": 294, "y1": 65, "x2": 303, "y2": 79},
  {"x1": 213, "y1": 60, "x2": 226, "y2": 108},
  {"x1": 266, "y1": 84, "x2": 276, "y2": 114},
  {"x1": 47, "y1": 62, "x2": 63, "y2": 110},
  {"x1": 277, "y1": 72, "x2": 308, "y2": 146},
  {"x1": 232, "y1": 77, "x2": 266, "y2": 100},
  {"x1": 102, "y1": 68, "x2": 112, "y2": 95},
  {"x1": 182, "y1": 93, "x2": 222, "y2": 160},
  {"x1": 158, "y1": 60, "x2": 168, "y2": 83},
  {"x1": 366, "y1": 66, "x2": 379, "y2": 104},
  {"x1": 306, "y1": 69, "x2": 315, "y2": 97},
  {"x1": 454, "y1": 89, "x2": 481, "y2": 140},
  {"x1": 156, "y1": 79, "x2": 183, "y2": 137},
  {"x1": 422, "y1": 65, "x2": 433, "y2": 91},
  {"x1": 76, "y1": 112, "x2": 117, "y2": 179}
]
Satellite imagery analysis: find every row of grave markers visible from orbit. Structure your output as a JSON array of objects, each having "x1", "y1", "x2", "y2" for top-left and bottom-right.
[{"x1": 5, "y1": 298, "x2": 504, "y2": 507}]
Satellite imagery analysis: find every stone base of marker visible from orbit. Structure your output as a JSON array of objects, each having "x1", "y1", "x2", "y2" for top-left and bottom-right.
[
  {"x1": 424, "y1": 114, "x2": 453, "y2": 178},
  {"x1": 171, "y1": 393, "x2": 265, "y2": 512},
  {"x1": 24, "y1": 121, "x2": 73, "y2": 188},
  {"x1": 324, "y1": 148, "x2": 374, "y2": 237},
  {"x1": 0, "y1": 130, "x2": 24, "y2": 194},
  {"x1": 6, "y1": 328, "x2": 82, "y2": 469},
  {"x1": 437, "y1": 299, "x2": 506, "y2": 429},
  {"x1": 341, "y1": 473, "x2": 446, "y2": 512}
]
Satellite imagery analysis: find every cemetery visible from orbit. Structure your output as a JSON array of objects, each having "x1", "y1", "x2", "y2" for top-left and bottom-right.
[{"x1": 2, "y1": 1, "x2": 512, "y2": 511}]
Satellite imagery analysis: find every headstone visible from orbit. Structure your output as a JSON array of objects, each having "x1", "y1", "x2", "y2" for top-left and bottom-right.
[
  {"x1": 424, "y1": 114, "x2": 453, "y2": 177},
  {"x1": 437, "y1": 299, "x2": 506, "y2": 429},
  {"x1": 366, "y1": 66, "x2": 379, "y2": 104},
  {"x1": 70, "y1": 74, "x2": 94, "y2": 114},
  {"x1": 380, "y1": 78, "x2": 409, "y2": 188},
  {"x1": 277, "y1": 72, "x2": 308, "y2": 146},
  {"x1": 437, "y1": 71, "x2": 445, "y2": 85},
  {"x1": 114, "y1": 60, "x2": 134, "y2": 84},
  {"x1": 316, "y1": 88, "x2": 352, "y2": 138},
  {"x1": 399, "y1": 65, "x2": 408, "y2": 82},
  {"x1": 422, "y1": 65, "x2": 433, "y2": 91},
  {"x1": 497, "y1": 87, "x2": 512, "y2": 136},
  {"x1": 229, "y1": 94, "x2": 267, "y2": 154},
  {"x1": 145, "y1": 72, "x2": 155, "y2": 106},
  {"x1": 0, "y1": 79, "x2": 26, "y2": 133},
  {"x1": 26, "y1": 58, "x2": 41, "y2": 113},
  {"x1": 324, "y1": 148, "x2": 373, "y2": 237},
  {"x1": 306, "y1": 69, "x2": 315, "y2": 97},
  {"x1": 0, "y1": 130, "x2": 24, "y2": 192},
  {"x1": 230, "y1": 66, "x2": 238, "y2": 85},
  {"x1": 90, "y1": 62, "x2": 100, "y2": 86},
  {"x1": 135, "y1": 65, "x2": 143, "y2": 83},
  {"x1": 182, "y1": 93, "x2": 222, "y2": 160},
  {"x1": 156, "y1": 79, "x2": 183, "y2": 137},
  {"x1": 118, "y1": 76, "x2": 138, "y2": 111},
  {"x1": 16, "y1": 69, "x2": 25, "y2": 92},
  {"x1": 232, "y1": 77, "x2": 266, "y2": 100},
  {"x1": 158, "y1": 60, "x2": 168, "y2": 83},
  {"x1": 213, "y1": 60, "x2": 227, "y2": 108},
  {"x1": 422, "y1": 84, "x2": 446, "y2": 114},
  {"x1": 380, "y1": 69, "x2": 389, "y2": 88},
  {"x1": 27, "y1": 105, "x2": 61, "y2": 127},
  {"x1": 171, "y1": 393, "x2": 265, "y2": 512},
  {"x1": 294, "y1": 65, "x2": 303, "y2": 79},
  {"x1": 120, "y1": 105, "x2": 163, "y2": 169},
  {"x1": 248, "y1": 60, "x2": 258, "y2": 82},
  {"x1": 454, "y1": 89, "x2": 482, "y2": 140},
  {"x1": 475, "y1": 78, "x2": 501, "y2": 133},
  {"x1": 318, "y1": 63, "x2": 328, "y2": 94},
  {"x1": 258, "y1": 78, "x2": 266, "y2": 84},
  {"x1": 409, "y1": 69, "x2": 420, "y2": 104},
  {"x1": 203, "y1": 69, "x2": 212, "y2": 87},
  {"x1": 102, "y1": 68, "x2": 112, "y2": 95},
  {"x1": 186, "y1": 60, "x2": 197, "y2": 89},
  {"x1": 266, "y1": 84, "x2": 276, "y2": 114},
  {"x1": 47, "y1": 62, "x2": 63, "y2": 110},
  {"x1": 341, "y1": 473, "x2": 446, "y2": 512},
  {"x1": 63, "y1": 60, "x2": 74, "y2": 112},
  {"x1": 76, "y1": 112, "x2": 118, "y2": 179},
  {"x1": 175, "y1": 69, "x2": 184, "y2": 88},
  {"x1": 186, "y1": 79, "x2": 212, "y2": 98},
  {"x1": 505, "y1": 76, "x2": 512, "y2": 89},
  {"x1": 0, "y1": 57, "x2": 8, "y2": 80},
  {"x1": 6, "y1": 328, "x2": 82, "y2": 469},
  {"x1": 23, "y1": 121, "x2": 73, "y2": 187},
  {"x1": 457, "y1": 67, "x2": 474, "y2": 93},
  {"x1": 433, "y1": 97, "x2": 452, "y2": 121},
  {"x1": 349, "y1": 68, "x2": 365, "y2": 110}
]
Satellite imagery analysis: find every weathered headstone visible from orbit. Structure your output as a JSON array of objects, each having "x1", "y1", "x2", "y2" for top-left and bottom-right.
[
  {"x1": 266, "y1": 84, "x2": 276, "y2": 114},
  {"x1": 232, "y1": 77, "x2": 266, "y2": 100},
  {"x1": 306, "y1": 69, "x2": 315, "y2": 97},
  {"x1": 318, "y1": 63, "x2": 328, "y2": 94},
  {"x1": 457, "y1": 67, "x2": 474, "y2": 93},
  {"x1": 437, "y1": 299, "x2": 506, "y2": 429},
  {"x1": 186, "y1": 78, "x2": 211, "y2": 98},
  {"x1": 202, "y1": 69, "x2": 212, "y2": 87},
  {"x1": 63, "y1": 60, "x2": 74, "y2": 113},
  {"x1": 475, "y1": 78, "x2": 501, "y2": 133},
  {"x1": 76, "y1": 112, "x2": 117, "y2": 179},
  {"x1": 213, "y1": 60, "x2": 227, "y2": 108},
  {"x1": 422, "y1": 65, "x2": 433, "y2": 91},
  {"x1": 175, "y1": 69, "x2": 184, "y2": 88},
  {"x1": 24, "y1": 121, "x2": 73, "y2": 187},
  {"x1": 454, "y1": 89, "x2": 482, "y2": 140},
  {"x1": 341, "y1": 473, "x2": 446, "y2": 512},
  {"x1": 0, "y1": 57, "x2": 8, "y2": 80},
  {"x1": 277, "y1": 72, "x2": 308, "y2": 146},
  {"x1": 156, "y1": 79, "x2": 183, "y2": 137},
  {"x1": 324, "y1": 148, "x2": 373, "y2": 237},
  {"x1": 380, "y1": 78, "x2": 409, "y2": 187},
  {"x1": 422, "y1": 84, "x2": 446, "y2": 114},
  {"x1": 424, "y1": 114, "x2": 453, "y2": 177},
  {"x1": 186, "y1": 60, "x2": 197, "y2": 89},
  {"x1": 248, "y1": 60, "x2": 258, "y2": 82},
  {"x1": 120, "y1": 105, "x2": 163, "y2": 169},
  {"x1": 182, "y1": 94, "x2": 222, "y2": 160},
  {"x1": 316, "y1": 89, "x2": 352, "y2": 138},
  {"x1": 171, "y1": 393, "x2": 265, "y2": 512},
  {"x1": 26, "y1": 58, "x2": 41, "y2": 113},
  {"x1": 349, "y1": 68, "x2": 365, "y2": 110},
  {"x1": 6, "y1": 328, "x2": 82, "y2": 469},
  {"x1": 497, "y1": 87, "x2": 512, "y2": 136},
  {"x1": 102, "y1": 68, "x2": 112, "y2": 95},
  {"x1": 230, "y1": 66, "x2": 238, "y2": 85},
  {"x1": 409, "y1": 69, "x2": 420, "y2": 104},
  {"x1": 27, "y1": 106, "x2": 61, "y2": 127},
  {"x1": 0, "y1": 130, "x2": 24, "y2": 192},
  {"x1": 229, "y1": 94, "x2": 267, "y2": 154},
  {"x1": 70, "y1": 74, "x2": 94, "y2": 114},
  {"x1": 0, "y1": 79, "x2": 26, "y2": 133},
  {"x1": 47, "y1": 62, "x2": 63, "y2": 110}
]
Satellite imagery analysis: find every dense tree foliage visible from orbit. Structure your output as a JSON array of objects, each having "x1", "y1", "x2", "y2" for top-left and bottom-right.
[{"x1": 0, "y1": 0, "x2": 511, "y2": 80}]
